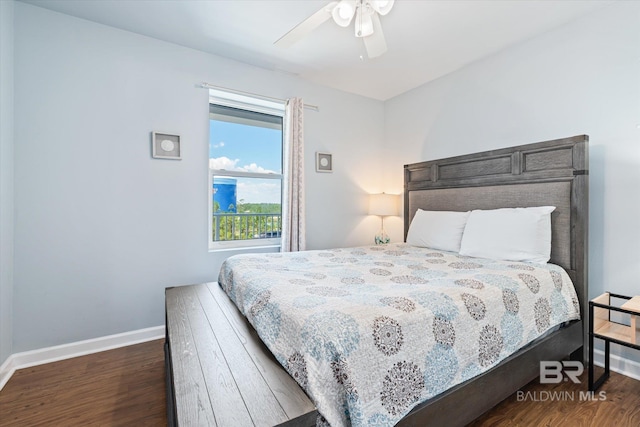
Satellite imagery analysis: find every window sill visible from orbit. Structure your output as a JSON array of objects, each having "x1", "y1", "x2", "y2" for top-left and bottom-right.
[{"x1": 209, "y1": 239, "x2": 281, "y2": 253}]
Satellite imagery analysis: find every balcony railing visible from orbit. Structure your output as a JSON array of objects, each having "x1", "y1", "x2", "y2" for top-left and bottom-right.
[{"x1": 213, "y1": 213, "x2": 282, "y2": 242}]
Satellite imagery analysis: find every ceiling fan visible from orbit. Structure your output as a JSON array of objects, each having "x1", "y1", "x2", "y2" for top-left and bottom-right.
[{"x1": 275, "y1": 0, "x2": 395, "y2": 58}]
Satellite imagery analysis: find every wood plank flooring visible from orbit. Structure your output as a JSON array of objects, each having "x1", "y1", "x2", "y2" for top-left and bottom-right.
[
  {"x1": 0, "y1": 339, "x2": 166, "y2": 426},
  {"x1": 1, "y1": 339, "x2": 639, "y2": 426},
  {"x1": 470, "y1": 366, "x2": 640, "y2": 426}
]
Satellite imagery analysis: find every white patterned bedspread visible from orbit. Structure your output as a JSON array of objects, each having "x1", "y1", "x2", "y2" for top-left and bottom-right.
[{"x1": 218, "y1": 243, "x2": 580, "y2": 427}]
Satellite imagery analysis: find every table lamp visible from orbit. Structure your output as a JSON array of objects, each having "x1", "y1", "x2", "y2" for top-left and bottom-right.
[{"x1": 369, "y1": 193, "x2": 399, "y2": 244}]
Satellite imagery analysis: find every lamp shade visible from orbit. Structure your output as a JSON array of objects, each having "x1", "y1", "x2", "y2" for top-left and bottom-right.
[{"x1": 369, "y1": 193, "x2": 399, "y2": 216}]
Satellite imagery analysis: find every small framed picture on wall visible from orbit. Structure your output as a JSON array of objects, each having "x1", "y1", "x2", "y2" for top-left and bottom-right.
[
  {"x1": 152, "y1": 132, "x2": 181, "y2": 160},
  {"x1": 316, "y1": 152, "x2": 332, "y2": 173}
]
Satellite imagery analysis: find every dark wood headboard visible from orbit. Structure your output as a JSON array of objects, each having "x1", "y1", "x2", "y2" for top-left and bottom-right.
[{"x1": 403, "y1": 135, "x2": 589, "y2": 332}]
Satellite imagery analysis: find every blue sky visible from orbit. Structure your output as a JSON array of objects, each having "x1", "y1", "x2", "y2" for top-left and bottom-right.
[
  {"x1": 209, "y1": 120, "x2": 282, "y2": 173},
  {"x1": 209, "y1": 120, "x2": 283, "y2": 204}
]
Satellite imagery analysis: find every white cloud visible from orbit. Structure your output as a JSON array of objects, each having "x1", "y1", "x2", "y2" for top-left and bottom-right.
[
  {"x1": 213, "y1": 141, "x2": 225, "y2": 148},
  {"x1": 241, "y1": 162, "x2": 274, "y2": 173},
  {"x1": 209, "y1": 156, "x2": 239, "y2": 170},
  {"x1": 209, "y1": 157, "x2": 276, "y2": 174}
]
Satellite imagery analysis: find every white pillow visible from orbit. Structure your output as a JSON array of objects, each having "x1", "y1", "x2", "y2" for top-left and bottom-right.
[
  {"x1": 406, "y1": 209, "x2": 471, "y2": 252},
  {"x1": 458, "y1": 206, "x2": 556, "y2": 264}
]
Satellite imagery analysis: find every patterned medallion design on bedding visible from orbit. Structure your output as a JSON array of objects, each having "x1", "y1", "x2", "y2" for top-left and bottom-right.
[{"x1": 218, "y1": 243, "x2": 580, "y2": 427}]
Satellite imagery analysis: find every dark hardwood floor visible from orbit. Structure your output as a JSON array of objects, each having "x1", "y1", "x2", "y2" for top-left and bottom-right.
[
  {"x1": 470, "y1": 365, "x2": 640, "y2": 426},
  {"x1": 0, "y1": 339, "x2": 166, "y2": 426},
  {"x1": 1, "y1": 339, "x2": 638, "y2": 426}
]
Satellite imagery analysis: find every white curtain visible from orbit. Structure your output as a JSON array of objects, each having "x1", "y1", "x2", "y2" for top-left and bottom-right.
[{"x1": 281, "y1": 98, "x2": 306, "y2": 252}]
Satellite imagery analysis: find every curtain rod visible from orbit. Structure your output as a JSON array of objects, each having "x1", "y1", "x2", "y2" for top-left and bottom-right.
[{"x1": 199, "y1": 82, "x2": 319, "y2": 112}]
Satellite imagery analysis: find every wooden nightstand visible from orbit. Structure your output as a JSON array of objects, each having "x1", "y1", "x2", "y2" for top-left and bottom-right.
[{"x1": 589, "y1": 292, "x2": 640, "y2": 391}]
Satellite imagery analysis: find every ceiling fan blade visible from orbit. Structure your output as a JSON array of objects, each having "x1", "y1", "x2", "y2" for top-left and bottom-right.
[
  {"x1": 363, "y1": 13, "x2": 387, "y2": 58},
  {"x1": 275, "y1": 2, "x2": 336, "y2": 48}
]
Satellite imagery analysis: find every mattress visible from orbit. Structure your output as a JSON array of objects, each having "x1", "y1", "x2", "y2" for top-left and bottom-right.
[{"x1": 218, "y1": 243, "x2": 581, "y2": 427}]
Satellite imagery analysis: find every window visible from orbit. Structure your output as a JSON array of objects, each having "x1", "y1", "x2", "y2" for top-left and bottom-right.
[{"x1": 208, "y1": 89, "x2": 285, "y2": 250}]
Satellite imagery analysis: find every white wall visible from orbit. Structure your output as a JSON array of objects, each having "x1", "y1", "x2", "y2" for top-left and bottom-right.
[
  {"x1": 12, "y1": 2, "x2": 384, "y2": 353},
  {"x1": 0, "y1": 0, "x2": 15, "y2": 365},
  {"x1": 385, "y1": 2, "x2": 640, "y2": 362}
]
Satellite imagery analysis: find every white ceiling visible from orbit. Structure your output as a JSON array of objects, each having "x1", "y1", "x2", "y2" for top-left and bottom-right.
[{"x1": 20, "y1": 0, "x2": 613, "y2": 101}]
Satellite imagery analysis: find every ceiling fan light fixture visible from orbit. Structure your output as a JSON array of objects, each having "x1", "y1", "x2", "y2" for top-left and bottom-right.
[
  {"x1": 275, "y1": 0, "x2": 392, "y2": 59},
  {"x1": 370, "y1": 0, "x2": 395, "y2": 16},
  {"x1": 354, "y1": 4, "x2": 374, "y2": 38},
  {"x1": 331, "y1": 0, "x2": 356, "y2": 27}
]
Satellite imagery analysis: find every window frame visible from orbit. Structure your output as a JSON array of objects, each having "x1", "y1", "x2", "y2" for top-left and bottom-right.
[{"x1": 208, "y1": 89, "x2": 285, "y2": 251}]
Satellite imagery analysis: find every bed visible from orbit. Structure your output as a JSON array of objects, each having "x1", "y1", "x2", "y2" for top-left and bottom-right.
[{"x1": 165, "y1": 134, "x2": 588, "y2": 427}]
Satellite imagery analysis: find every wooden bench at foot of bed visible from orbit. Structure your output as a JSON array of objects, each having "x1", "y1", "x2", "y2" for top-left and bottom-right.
[{"x1": 165, "y1": 283, "x2": 317, "y2": 427}]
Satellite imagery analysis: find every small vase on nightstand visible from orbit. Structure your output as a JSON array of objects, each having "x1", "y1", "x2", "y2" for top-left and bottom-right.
[{"x1": 375, "y1": 229, "x2": 390, "y2": 245}]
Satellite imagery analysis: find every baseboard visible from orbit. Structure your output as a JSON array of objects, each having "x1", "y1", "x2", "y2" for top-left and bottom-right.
[
  {"x1": 593, "y1": 348, "x2": 640, "y2": 381},
  {"x1": 0, "y1": 325, "x2": 164, "y2": 391}
]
